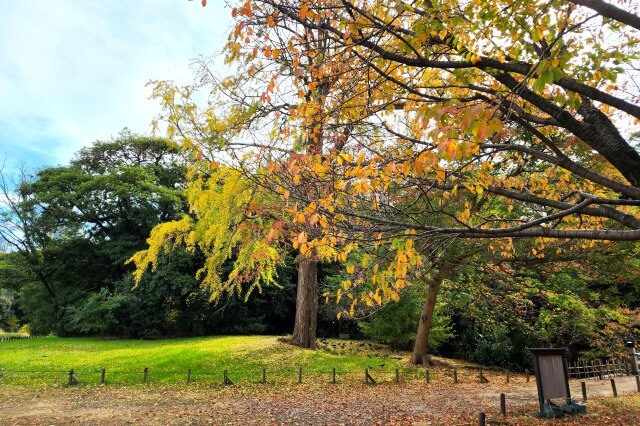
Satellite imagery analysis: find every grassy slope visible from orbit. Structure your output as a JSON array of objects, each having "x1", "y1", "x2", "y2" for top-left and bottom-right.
[{"x1": 0, "y1": 336, "x2": 408, "y2": 386}]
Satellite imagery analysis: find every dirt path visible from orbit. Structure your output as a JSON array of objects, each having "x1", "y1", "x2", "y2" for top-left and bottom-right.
[{"x1": 1, "y1": 376, "x2": 638, "y2": 425}]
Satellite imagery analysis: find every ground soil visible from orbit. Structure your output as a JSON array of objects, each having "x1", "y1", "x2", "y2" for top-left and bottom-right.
[{"x1": 1, "y1": 374, "x2": 639, "y2": 425}]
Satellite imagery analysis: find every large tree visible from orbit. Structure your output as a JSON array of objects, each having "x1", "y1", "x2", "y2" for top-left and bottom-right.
[
  {"x1": 0, "y1": 132, "x2": 190, "y2": 335},
  {"x1": 134, "y1": 0, "x2": 375, "y2": 348},
  {"x1": 214, "y1": 0, "x2": 640, "y2": 362}
]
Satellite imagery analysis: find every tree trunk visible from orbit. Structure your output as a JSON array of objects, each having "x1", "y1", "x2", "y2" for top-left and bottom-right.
[
  {"x1": 292, "y1": 257, "x2": 318, "y2": 349},
  {"x1": 410, "y1": 261, "x2": 456, "y2": 365}
]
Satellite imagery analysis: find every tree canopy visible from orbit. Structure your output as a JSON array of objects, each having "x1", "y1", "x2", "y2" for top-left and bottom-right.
[
  {"x1": 221, "y1": 0, "x2": 640, "y2": 238},
  {"x1": 151, "y1": 0, "x2": 626, "y2": 308}
]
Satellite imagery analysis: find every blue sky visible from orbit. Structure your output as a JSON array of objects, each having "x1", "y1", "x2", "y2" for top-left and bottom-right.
[{"x1": 0, "y1": 0, "x2": 230, "y2": 174}]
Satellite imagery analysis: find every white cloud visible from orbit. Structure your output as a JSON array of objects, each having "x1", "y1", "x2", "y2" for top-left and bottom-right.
[{"x1": 0, "y1": 0, "x2": 230, "y2": 170}]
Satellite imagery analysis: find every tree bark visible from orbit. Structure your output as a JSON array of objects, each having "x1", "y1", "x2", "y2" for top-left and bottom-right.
[
  {"x1": 410, "y1": 261, "x2": 457, "y2": 365},
  {"x1": 292, "y1": 257, "x2": 318, "y2": 349},
  {"x1": 569, "y1": 0, "x2": 640, "y2": 31}
]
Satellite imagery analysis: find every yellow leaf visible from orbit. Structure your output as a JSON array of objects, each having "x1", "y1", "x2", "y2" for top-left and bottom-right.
[
  {"x1": 460, "y1": 208, "x2": 471, "y2": 222},
  {"x1": 444, "y1": 140, "x2": 458, "y2": 158}
]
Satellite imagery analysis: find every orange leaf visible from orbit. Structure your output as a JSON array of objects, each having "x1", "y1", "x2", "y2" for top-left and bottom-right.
[
  {"x1": 476, "y1": 121, "x2": 489, "y2": 141},
  {"x1": 299, "y1": 5, "x2": 309, "y2": 19}
]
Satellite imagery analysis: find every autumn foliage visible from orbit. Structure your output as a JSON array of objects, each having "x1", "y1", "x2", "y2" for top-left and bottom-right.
[{"x1": 127, "y1": 0, "x2": 640, "y2": 361}]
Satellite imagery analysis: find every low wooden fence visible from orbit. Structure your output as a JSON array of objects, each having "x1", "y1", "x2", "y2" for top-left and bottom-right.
[
  {"x1": 0, "y1": 335, "x2": 36, "y2": 342},
  {"x1": 0, "y1": 365, "x2": 520, "y2": 387},
  {"x1": 568, "y1": 358, "x2": 630, "y2": 380}
]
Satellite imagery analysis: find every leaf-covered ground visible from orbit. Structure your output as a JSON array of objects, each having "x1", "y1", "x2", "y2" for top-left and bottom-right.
[
  {"x1": 1, "y1": 374, "x2": 639, "y2": 424},
  {"x1": 2, "y1": 336, "x2": 639, "y2": 424}
]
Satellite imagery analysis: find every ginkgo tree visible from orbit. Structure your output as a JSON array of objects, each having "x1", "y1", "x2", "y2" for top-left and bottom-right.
[{"x1": 131, "y1": 0, "x2": 370, "y2": 348}]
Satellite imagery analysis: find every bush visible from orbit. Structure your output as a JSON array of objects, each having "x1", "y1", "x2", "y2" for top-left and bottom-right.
[{"x1": 359, "y1": 285, "x2": 454, "y2": 351}]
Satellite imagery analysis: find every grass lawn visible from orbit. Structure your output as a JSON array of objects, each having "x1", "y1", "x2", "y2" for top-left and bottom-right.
[{"x1": 0, "y1": 335, "x2": 412, "y2": 386}]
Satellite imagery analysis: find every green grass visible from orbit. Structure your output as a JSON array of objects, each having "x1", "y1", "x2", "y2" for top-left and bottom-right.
[{"x1": 0, "y1": 336, "x2": 409, "y2": 387}]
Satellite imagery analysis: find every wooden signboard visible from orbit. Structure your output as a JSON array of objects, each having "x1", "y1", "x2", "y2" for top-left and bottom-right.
[{"x1": 529, "y1": 348, "x2": 571, "y2": 411}]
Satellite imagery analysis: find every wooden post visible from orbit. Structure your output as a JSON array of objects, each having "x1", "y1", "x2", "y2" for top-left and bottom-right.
[
  {"x1": 478, "y1": 412, "x2": 486, "y2": 426},
  {"x1": 68, "y1": 369, "x2": 79, "y2": 385},
  {"x1": 100, "y1": 368, "x2": 106, "y2": 384},
  {"x1": 223, "y1": 370, "x2": 233, "y2": 385},
  {"x1": 624, "y1": 357, "x2": 630, "y2": 376},
  {"x1": 500, "y1": 393, "x2": 506, "y2": 416},
  {"x1": 598, "y1": 360, "x2": 603, "y2": 379},
  {"x1": 479, "y1": 368, "x2": 488, "y2": 383},
  {"x1": 261, "y1": 367, "x2": 266, "y2": 384},
  {"x1": 425, "y1": 369, "x2": 430, "y2": 384},
  {"x1": 331, "y1": 367, "x2": 336, "y2": 384},
  {"x1": 186, "y1": 369, "x2": 191, "y2": 384},
  {"x1": 298, "y1": 367, "x2": 302, "y2": 384},
  {"x1": 505, "y1": 368, "x2": 510, "y2": 384},
  {"x1": 636, "y1": 375, "x2": 640, "y2": 393},
  {"x1": 611, "y1": 378, "x2": 618, "y2": 397},
  {"x1": 365, "y1": 368, "x2": 376, "y2": 385},
  {"x1": 581, "y1": 381, "x2": 587, "y2": 401},
  {"x1": 395, "y1": 368, "x2": 399, "y2": 384},
  {"x1": 626, "y1": 340, "x2": 640, "y2": 376},
  {"x1": 453, "y1": 369, "x2": 458, "y2": 383},
  {"x1": 525, "y1": 369, "x2": 530, "y2": 382},
  {"x1": 142, "y1": 367, "x2": 148, "y2": 383}
]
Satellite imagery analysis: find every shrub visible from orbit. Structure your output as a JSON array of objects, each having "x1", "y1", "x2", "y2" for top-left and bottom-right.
[{"x1": 360, "y1": 284, "x2": 454, "y2": 351}]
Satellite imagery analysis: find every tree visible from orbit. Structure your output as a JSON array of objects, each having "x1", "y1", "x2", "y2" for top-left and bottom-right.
[
  {"x1": 0, "y1": 132, "x2": 192, "y2": 335},
  {"x1": 441, "y1": 245, "x2": 640, "y2": 367},
  {"x1": 135, "y1": 0, "x2": 377, "y2": 348},
  {"x1": 210, "y1": 0, "x2": 640, "y2": 361}
]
